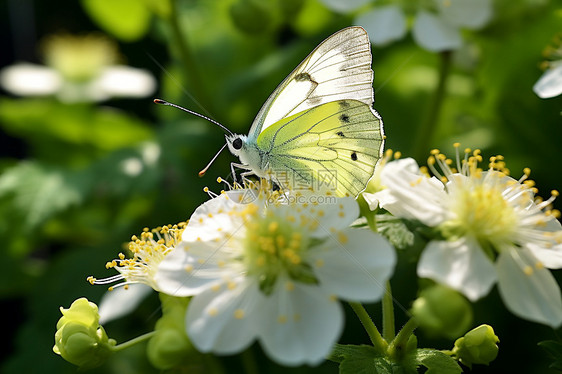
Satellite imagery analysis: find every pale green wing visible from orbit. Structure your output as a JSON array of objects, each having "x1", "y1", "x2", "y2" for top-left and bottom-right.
[
  {"x1": 256, "y1": 100, "x2": 384, "y2": 197},
  {"x1": 249, "y1": 27, "x2": 374, "y2": 138}
]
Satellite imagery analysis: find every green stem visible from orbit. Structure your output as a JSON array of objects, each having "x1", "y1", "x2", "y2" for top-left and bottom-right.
[
  {"x1": 349, "y1": 302, "x2": 387, "y2": 354},
  {"x1": 382, "y1": 281, "x2": 395, "y2": 342},
  {"x1": 111, "y1": 331, "x2": 156, "y2": 352},
  {"x1": 413, "y1": 50, "x2": 452, "y2": 161},
  {"x1": 241, "y1": 348, "x2": 260, "y2": 374},
  {"x1": 387, "y1": 318, "x2": 418, "y2": 360},
  {"x1": 168, "y1": 0, "x2": 211, "y2": 113}
]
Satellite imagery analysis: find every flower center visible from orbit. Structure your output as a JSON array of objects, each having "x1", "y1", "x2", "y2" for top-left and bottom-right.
[
  {"x1": 242, "y1": 205, "x2": 318, "y2": 295},
  {"x1": 440, "y1": 172, "x2": 519, "y2": 258}
]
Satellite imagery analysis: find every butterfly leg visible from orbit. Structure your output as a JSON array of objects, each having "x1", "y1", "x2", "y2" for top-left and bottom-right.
[{"x1": 229, "y1": 162, "x2": 254, "y2": 188}]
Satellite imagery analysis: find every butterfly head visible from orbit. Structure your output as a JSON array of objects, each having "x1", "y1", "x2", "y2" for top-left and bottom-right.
[{"x1": 225, "y1": 134, "x2": 248, "y2": 157}]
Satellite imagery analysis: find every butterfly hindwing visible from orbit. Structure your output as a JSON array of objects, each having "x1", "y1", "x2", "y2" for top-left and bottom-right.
[
  {"x1": 249, "y1": 27, "x2": 374, "y2": 137},
  {"x1": 256, "y1": 100, "x2": 383, "y2": 197}
]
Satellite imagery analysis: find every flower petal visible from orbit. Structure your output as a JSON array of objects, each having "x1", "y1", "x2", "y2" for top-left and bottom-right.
[
  {"x1": 182, "y1": 193, "x2": 249, "y2": 242},
  {"x1": 98, "y1": 284, "x2": 153, "y2": 324},
  {"x1": 417, "y1": 237, "x2": 497, "y2": 301},
  {"x1": 496, "y1": 248, "x2": 562, "y2": 328},
  {"x1": 533, "y1": 63, "x2": 562, "y2": 99},
  {"x1": 95, "y1": 66, "x2": 156, "y2": 98},
  {"x1": 283, "y1": 194, "x2": 359, "y2": 238},
  {"x1": 355, "y1": 6, "x2": 407, "y2": 46},
  {"x1": 412, "y1": 11, "x2": 462, "y2": 52},
  {"x1": 309, "y1": 228, "x2": 395, "y2": 302},
  {"x1": 186, "y1": 278, "x2": 262, "y2": 354},
  {"x1": 155, "y1": 241, "x2": 240, "y2": 297},
  {"x1": 365, "y1": 158, "x2": 449, "y2": 226},
  {"x1": 257, "y1": 278, "x2": 344, "y2": 366},
  {"x1": 435, "y1": 0, "x2": 493, "y2": 29},
  {"x1": 0, "y1": 63, "x2": 62, "y2": 96}
]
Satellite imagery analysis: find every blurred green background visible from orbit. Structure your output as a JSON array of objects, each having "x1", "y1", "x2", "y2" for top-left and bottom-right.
[{"x1": 0, "y1": 0, "x2": 561, "y2": 373}]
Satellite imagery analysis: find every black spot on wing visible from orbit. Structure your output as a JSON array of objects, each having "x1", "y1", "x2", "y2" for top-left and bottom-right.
[
  {"x1": 351, "y1": 152, "x2": 358, "y2": 161},
  {"x1": 339, "y1": 114, "x2": 350, "y2": 123},
  {"x1": 337, "y1": 131, "x2": 345, "y2": 137},
  {"x1": 295, "y1": 72, "x2": 312, "y2": 82},
  {"x1": 339, "y1": 100, "x2": 350, "y2": 109}
]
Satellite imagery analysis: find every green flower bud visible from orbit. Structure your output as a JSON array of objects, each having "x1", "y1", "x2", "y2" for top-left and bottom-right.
[
  {"x1": 147, "y1": 294, "x2": 194, "y2": 370},
  {"x1": 453, "y1": 324, "x2": 499, "y2": 368},
  {"x1": 411, "y1": 285, "x2": 473, "y2": 340},
  {"x1": 53, "y1": 298, "x2": 116, "y2": 369}
]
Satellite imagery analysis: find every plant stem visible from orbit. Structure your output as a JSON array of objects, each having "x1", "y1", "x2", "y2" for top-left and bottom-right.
[
  {"x1": 382, "y1": 281, "x2": 395, "y2": 341},
  {"x1": 241, "y1": 348, "x2": 260, "y2": 374},
  {"x1": 349, "y1": 302, "x2": 387, "y2": 354},
  {"x1": 413, "y1": 50, "x2": 452, "y2": 161},
  {"x1": 387, "y1": 318, "x2": 418, "y2": 360},
  {"x1": 112, "y1": 331, "x2": 156, "y2": 352}
]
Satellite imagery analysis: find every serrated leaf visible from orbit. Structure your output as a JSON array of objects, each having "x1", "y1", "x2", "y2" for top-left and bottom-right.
[
  {"x1": 81, "y1": 0, "x2": 151, "y2": 41},
  {"x1": 414, "y1": 349, "x2": 462, "y2": 374},
  {"x1": 376, "y1": 215, "x2": 415, "y2": 249},
  {"x1": 539, "y1": 341, "x2": 562, "y2": 372},
  {"x1": 0, "y1": 162, "x2": 88, "y2": 229}
]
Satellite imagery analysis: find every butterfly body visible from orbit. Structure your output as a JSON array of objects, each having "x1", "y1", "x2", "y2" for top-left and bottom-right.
[{"x1": 226, "y1": 26, "x2": 384, "y2": 197}]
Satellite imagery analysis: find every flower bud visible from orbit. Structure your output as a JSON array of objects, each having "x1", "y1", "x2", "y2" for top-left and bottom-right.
[
  {"x1": 411, "y1": 285, "x2": 472, "y2": 340},
  {"x1": 53, "y1": 298, "x2": 115, "y2": 369},
  {"x1": 147, "y1": 294, "x2": 194, "y2": 369},
  {"x1": 453, "y1": 324, "x2": 499, "y2": 368}
]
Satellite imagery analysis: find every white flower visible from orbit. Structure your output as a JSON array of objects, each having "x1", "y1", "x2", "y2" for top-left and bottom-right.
[
  {"x1": 533, "y1": 61, "x2": 562, "y2": 98},
  {"x1": 153, "y1": 190, "x2": 396, "y2": 366},
  {"x1": 351, "y1": 0, "x2": 492, "y2": 51},
  {"x1": 364, "y1": 145, "x2": 562, "y2": 327},
  {"x1": 0, "y1": 33, "x2": 156, "y2": 102},
  {"x1": 88, "y1": 223, "x2": 186, "y2": 320}
]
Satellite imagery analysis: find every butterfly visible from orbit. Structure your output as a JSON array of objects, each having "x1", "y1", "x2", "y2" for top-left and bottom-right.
[
  {"x1": 156, "y1": 26, "x2": 384, "y2": 198},
  {"x1": 225, "y1": 26, "x2": 384, "y2": 197}
]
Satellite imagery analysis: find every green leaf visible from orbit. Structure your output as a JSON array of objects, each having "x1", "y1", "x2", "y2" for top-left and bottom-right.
[
  {"x1": 414, "y1": 349, "x2": 462, "y2": 374},
  {"x1": 0, "y1": 162, "x2": 88, "y2": 230},
  {"x1": 81, "y1": 0, "x2": 151, "y2": 41},
  {"x1": 539, "y1": 341, "x2": 562, "y2": 372},
  {"x1": 330, "y1": 344, "x2": 412, "y2": 374}
]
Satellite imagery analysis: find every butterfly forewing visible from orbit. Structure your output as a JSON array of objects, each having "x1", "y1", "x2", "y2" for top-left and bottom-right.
[
  {"x1": 256, "y1": 100, "x2": 383, "y2": 197},
  {"x1": 249, "y1": 27, "x2": 374, "y2": 137}
]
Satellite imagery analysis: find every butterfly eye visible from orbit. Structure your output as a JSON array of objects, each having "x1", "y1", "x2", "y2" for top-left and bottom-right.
[{"x1": 232, "y1": 137, "x2": 243, "y2": 150}]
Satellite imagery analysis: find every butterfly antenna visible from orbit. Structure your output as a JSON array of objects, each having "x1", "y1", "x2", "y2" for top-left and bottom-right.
[
  {"x1": 198, "y1": 143, "x2": 227, "y2": 177},
  {"x1": 153, "y1": 99, "x2": 233, "y2": 136}
]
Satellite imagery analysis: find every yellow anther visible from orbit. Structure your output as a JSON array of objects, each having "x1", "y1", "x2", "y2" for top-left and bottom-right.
[
  {"x1": 268, "y1": 221, "x2": 279, "y2": 233},
  {"x1": 523, "y1": 266, "x2": 534, "y2": 276},
  {"x1": 552, "y1": 190, "x2": 559, "y2": 197},
  {"x1": 394, "y1": 151, "x2": 402, "y2": 159},
  {"x1": 184, "y1": 264, "x2": 194, "y2": 272},
  {"x1": 277, "y1": 315, "x2": 287, "y2": 324},
  {"x1": 234, "y1": 309, "x2": 245, "y2": 319},
  {"x1": 208, "y1": 307, "x2": 218, "y2": 316},
  {"x1": 338, "y1": 232, "x2": 348, "y2": 244}
]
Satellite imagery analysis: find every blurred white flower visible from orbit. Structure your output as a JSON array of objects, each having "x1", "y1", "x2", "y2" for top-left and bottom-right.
[
  {"x1": 0, "y1": 33, "x2": 156, "y2": 102},
  {"x1": 364, "y1": 145, "x2": 562, "y2": 327},
  {"x1": 333, "y1": 0, "x2": 493, "y2": 51},
  {"x1": 153, "y1": 190, "x2": 396, "y2": 366},
  {"x1": 533, "y1": 62, "x2": 562, "y2": 98}
]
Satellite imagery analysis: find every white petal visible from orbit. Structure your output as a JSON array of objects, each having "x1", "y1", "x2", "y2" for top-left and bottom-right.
[
  {"x1": 0, "y1": 63, "x2": 61, "y2": 96},
  {"x1": 319, "y1": 0, "x2": 371, "y2": 13},
  {"x1": 95, "y1": 66, "x2": 157, "y2": 98},
  {"x1": 367, "y1": 158, "x2": 449, "y2": 226},
  {"x1": 155, "y1": 242, "x2": 239, "y2": 297},
  {"x1": 186, "y1": 278, "x2": 262, "y2": 354},
  {"x1": 496, "y1": 248, "x2": 562, "y2": 328},
  {"x1": 526, "y1": 244, "x2": 562, "y2": 269},
  {"x1": 412, "y1": 11, "x2": 462, "y2": 52},
  {"x1": 533, "y1": 64, "x2": 562, "y2": 99},
  {"x1": 257, "y1": 278, "x2": 344, "y2": 366},
  {"x1": 355, "y1": 6, "x2": 407, "y2": 46},
  {"x1": 280, "y1": 195, "x2": 359, "y2": 239},
  {"x1": 309, "y1": 228, "x2": 395, "y2": 302},
  {"x1": 98, "y1": 284, "x2": 153, "y2": 324},
  {"x1": 435, "y1": 0, "x2": 493, "y2": 29},
  {"x1": 417, "y1": 237, "x2": 497, "y2": 301},
  {"x1": 182, "y1": 193, "x2": 248, "y2": 242}
]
